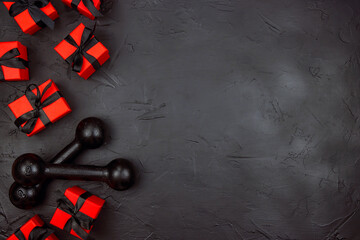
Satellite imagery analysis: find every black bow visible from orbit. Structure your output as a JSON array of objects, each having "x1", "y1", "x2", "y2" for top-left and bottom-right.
[
  {"x1": 14, "y1": 226, "x2": 54, "y2": 240},
  {"x1": 57, "y1": 191, "x2": 95, "y2": 240},
  {"x1": 64, "y1": 24, "x2": 101, "y2": 73},
  {"x1": 0, "y1": 48, "x2": 28, "y2": 81},
  {"x1": 14, "y1": 82, "x2": 62, "y2": 134},
  {"x1": 0, "y1": 0, "x2": 55, "y2": 30},
  {"x1": 71, "y1": 0, "x2": 103, "y2": 18}
]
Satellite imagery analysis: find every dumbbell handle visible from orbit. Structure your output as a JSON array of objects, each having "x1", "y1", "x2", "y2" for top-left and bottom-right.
[
  {"x1": 43, "y1": 159, "x2": 135, "y2": 190},
  {"x1": 13, "y1": 157, "x2": 135, "y2": 191},
  {"x1": 45, "y1": 164, "x2": 108, "y2": 181},
  {"x1": 51, "y1": 140, "x2": 82, "y2": 164}
]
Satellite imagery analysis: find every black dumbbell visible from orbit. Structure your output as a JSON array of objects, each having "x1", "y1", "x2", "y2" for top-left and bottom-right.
[
  {"x1": 9, "y1": 117, "x2": 106, "y2": 209},
  {"x1": 12, "y1": 156, "x2": 135, "y2": 190}
]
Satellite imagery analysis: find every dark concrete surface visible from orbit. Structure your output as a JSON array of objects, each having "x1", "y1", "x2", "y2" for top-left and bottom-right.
[{"x1": 1, "y1": 0, "x2": 360, "y2": 239}]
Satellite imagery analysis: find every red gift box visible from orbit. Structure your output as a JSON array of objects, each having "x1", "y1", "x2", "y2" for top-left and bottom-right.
[
  {"x1": 7, "y1": 215, "x2": 58, "y2": 240},
  {"x1": 50, "y1": 186, "x2": 105, "y2": 240},
  {"x1": 62, "y1": 0, "x2": 102, "y2": 20},
  {"x1": 0, "y1": 41, "x2": 29, "y2": 81},
  {"x1": 54, "y1": 23, "x2": 110, "y2": 79},
  {"x1": 7, "y1": 79, "x2": 71, "y2": 137},
  {"x1": 1, "y1": 0, "x2": 58, "y2": 35}
]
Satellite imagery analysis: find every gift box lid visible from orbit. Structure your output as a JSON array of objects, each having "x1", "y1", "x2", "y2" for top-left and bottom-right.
[
  {"x1": 0, "y1": 41, "x2": 28, "y2": 60},
  {"x1": 2, "y1": 1, "x2": 58, "y2": 35},
  {"x1": 0, "y1": 41, "x2": 29, "y2": 81},
  {"x1": 7, "y1": 79, "x2": 71, "y2": 136},
  {"x1": 55, "y1": 23, "x2": 97, "y2": 60},
  {"x1": 54, "y1": 23, "x2": 110, "y2": 79},
  {"x1": 7, "y1": 215, "x2": 58, "y2": 240},
  {"x1": 65, "y1": 186, "x2": 105, "y2": 219},
  {"x1": 50, "y1": 186, "x2": 105, "y2": 240},
  {"x1": 2, "y1": 1, "x2": 58, "y2": 18},
  {"x1": 62, "y1": 0, "x2": 101, "y2": 20}
]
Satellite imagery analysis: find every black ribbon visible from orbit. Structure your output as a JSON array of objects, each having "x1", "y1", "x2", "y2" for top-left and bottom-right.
[
  {"x1": 14, "y1": 82, "x2": 62, "y2": 134},
  {"x1": 0, "y1": 48, "x2": 28, "y2": 81},
  {"x1": 0, "y1": 0, "x2": 55, "y2": 30},
  {"x1": 14, "y1": 225, "x2": 54, "y2": 240},
  {"x1": 64, "y1": 24, "x2": 101, "y2": 73},
  {"x1": 57, "y1": 192, "x2": 95, "y2": 240},
  {"x1": 71, "y1": 0, "x2": 102, "y2": 18}
]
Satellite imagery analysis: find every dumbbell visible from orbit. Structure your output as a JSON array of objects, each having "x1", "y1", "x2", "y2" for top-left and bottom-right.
[
  {"x1": 9, "y1": 117, "x2": 106, "y2": 209},
  {"x1": 12, "y1": 155, "x2": 135, "y2": 190}
]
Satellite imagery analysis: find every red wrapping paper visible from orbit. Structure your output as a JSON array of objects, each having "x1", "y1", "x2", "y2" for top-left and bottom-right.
[
  {"x1": 54, "y1": 23, "x2": 110, "y2": 79},
  {"x1": 7, "y1": 215, "x2": 58, "y2": 240},
  {"x1": 62, "y1": 0, "x2": 101, "y2": 20},
  {"x1": 50, "y1": 186, "x2": 105, "y2": 240},
  {"x1": 7, "y1": 79, "x2": 71, "y2": 137},
  {"x1": 1, "y1": 1, "x2": 58, "y2": 35},
  {"x1": 0, "y1": 41, "x2": 29, "y2": 81}
]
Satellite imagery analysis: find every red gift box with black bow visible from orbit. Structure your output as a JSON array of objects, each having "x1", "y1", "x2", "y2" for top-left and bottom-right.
[
  {"x1": 62, "y1": 0, "x2": 102, "y2": 20},
  {"x1": 7, "y1": 215, "x2": 58, "y2": 240},
  {"x1": 50, "y1": 186, "x2": 105, "y2": 240},
  {"x1": 0, "y1": 41, "x2": 29, "y2": 81},
  {"x1": 0, "y1": 0, "x2": 58, "y2": 35},
  {"x1": 7, "y1": 79, "x2": 71, "y2": 137},
  {"x1": 54, "y1": 23, "x2": 110, "y2": 80}
]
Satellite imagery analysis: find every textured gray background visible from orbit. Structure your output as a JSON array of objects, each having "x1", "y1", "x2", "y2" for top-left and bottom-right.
[{"x1": 1, "y1": 0, "x2": 360, "y2": 239}]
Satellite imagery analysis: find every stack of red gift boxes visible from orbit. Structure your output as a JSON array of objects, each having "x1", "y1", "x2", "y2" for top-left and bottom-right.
[
  {"x1": 1, "y1": 0, "x2": 110, "y2": 136},
  {"x1": 7, "y1": 186, "x2": 105, "y2": 240},
  {"x1": 1, "y1": 0, "x2": 112, "y2": 239}
]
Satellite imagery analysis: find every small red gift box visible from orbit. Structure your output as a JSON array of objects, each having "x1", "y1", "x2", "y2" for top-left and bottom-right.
[
  {"x1": 55, "y1": 23, "x2": 110, "y2": 80},
  {"x1": 62, "y1": 0, "x2": 102, "y2": 20},
  {"x1": 1, "y1": 0, "x2": 58, "y2": 35},
  {"x1": 50, "y1": 186, "x2": 105, "y2": 240},
  {"x1": 0, "y1": 41, "x2": 29, "y2": 81},
  {"x1": 7, "y1": 215, "x2": 58, "y2": 240},
  {"x1": 7, "y1": 79, "x2": 71, "y2": 137}
]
